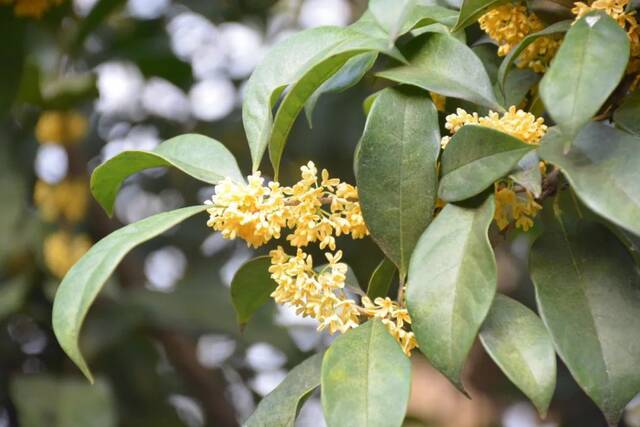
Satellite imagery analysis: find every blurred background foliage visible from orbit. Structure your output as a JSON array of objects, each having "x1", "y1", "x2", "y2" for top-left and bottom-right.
[{"x1": 0, "y1": 0, "x2": 638, "y2": 426}]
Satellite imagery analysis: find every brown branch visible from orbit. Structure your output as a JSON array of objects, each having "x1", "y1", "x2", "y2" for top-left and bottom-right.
[{"x1": 153, "y1": 331, "x2": 239, "y2": 427}]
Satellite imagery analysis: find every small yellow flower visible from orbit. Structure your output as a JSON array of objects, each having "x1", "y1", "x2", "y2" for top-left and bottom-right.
[
  {"x1": 34, "y1": 179, "x2": 89, "y2": 224},
  {"x1": 3, "y1": 0, "x2": 64, "y2": 18},
  {"x1": 494, "y1": 185, "x2": 541, "y2": 231},
  {"x1": 35, "y1": 111, "x2": 87, "y2": 145},
  {"x1": 442, "y1": 106, "x2": 547, "y2": 148},
  {"x1": 43, "y1": 231, "x2": 92, "y2": 279},
  {"x1": 479, "y1": 3, "x2": 561, "y2": 72}
]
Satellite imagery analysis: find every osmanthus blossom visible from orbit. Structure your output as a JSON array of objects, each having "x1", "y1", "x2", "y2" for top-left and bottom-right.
[{"x1": 206, "y1": 162, "x2": 418, "y2": 355}]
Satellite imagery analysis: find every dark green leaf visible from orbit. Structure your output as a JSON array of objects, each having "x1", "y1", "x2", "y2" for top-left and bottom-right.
[
  {"x1": 439, "y1": 125, "x2": 534, "y2": 202},
  {"x1": 11, "y1": 376, "x2": 116, "y2": 427},
  {"x1": 453, "y1": 0, "x2": 506, "y2": 31},
  {"x1": 479, "y1": 294, "x2": 556, "y2": 417},
  {"x1": 613, "y1": 90, "x2": 640, "y2": 135},
  {"x1": 230, "y1": 256, "x2": 277, "y2": 327},
  {"x1": 407, "y1": 195, "x2": 496, "y2": 389},
  {"x1": 245, "y1": 354, "x2": 323, "y2": 427},
  {"x1": 305, "y1": 52, "x2": 377, "y2": 127},
  {"x1": 52, "y1": 206, "x2": 207, "y2": 382},
  {"x1": 497, "y1": 20, "x2": 570, "y2": 92},
  {"x1": 356, "y1": 87, "x2": 440, "y2": 276},
  {"x1": 539, "y1": 12, "x2": 629, "y2": 138},
  {"x1": 530, "y1": 201, "x2": 640, "y2": 425},
  {"x1": 538, "y1": 123, "x2": 640, "y2": 236},
  {"x1": 378, "y1": 33, "x2": 502, "y2": 110},
  {"x1": 91, "y1": 134, "x2": 242, "y2": 216},
  {"x1": 366, "y1": 258, "x2": 397, "y2": 299},
  {"x1": 321, "y1": 320, "x2": 411, "y2": 427}
]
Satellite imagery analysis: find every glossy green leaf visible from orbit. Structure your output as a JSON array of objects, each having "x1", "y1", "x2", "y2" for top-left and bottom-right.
[
  {"x1": 91, "y1": 134, "x2": 242, "y2": 216},
  {"x1": 497, "y1": 20, "x2": 570, "y2": 92},
  {"x1": 11, "y1": 376, "x2": 116, "y2": 427},
  {"x1": 305, "y1": 52, "x2": 377, "y2": 127},
  {"x1": 243, "y1": 25, "x2": 401, "y2": 173},
  {"x1": 403, "y1": 5, "x2": 460, "y2": 31},
  {"x1": 230, "y1": 256, "x2": 277, "y2": 327},
  {"x1": 453, "y1": 0, "x2": 506, "y2": 31},
  {"x1": 479, "y1": 294, "x2": 556, "y2": 417},
  {"x1": 367, "y1": 258, "x2": 397, "y2": 300},
  {"x1": 52, "y1": 205, "x2": 207, "y2": 382},
  {"x1": 245, "y1": 354, "x2": 323, "y2": 427},
  {"x1": 407, "y1": 195, "x2": 496, "y2": 389},
  {"x1": 613, "y1": 90, "x2": 640, "y2": 135},
  {"x1": 539, "y1": 12, "x2": 629, "y2": 138},
  {"x1": 378, "y1": 33, "x2": 502, "y2": 111},
  {"x1": 530, "y1": 204, "x2": 640, "y2": 425},
  {"x1": 538, "y1": 123, "x2": 640, "y2": 236},
  {"x1": 356, "y1": 87, "x2": 440, "y2": 276},
  {"x1": 268, "y1": 31, "x2": 397, "y2": 175},
  {"x1": 369, "y1": 0, "x2": 416, "y2": 40},
  {"x1": 321, "y1": 320, "x2": 411, "y2": 427},
  {"x1": 439, "y1": 125, "x2": 534, "y2": 202}
]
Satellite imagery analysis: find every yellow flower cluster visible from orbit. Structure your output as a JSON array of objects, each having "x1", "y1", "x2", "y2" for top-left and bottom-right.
[
  {"x1": 479, "y1": 3, "x2": 561, "y2": 72},
  {"x1": 269, "y1": 248, "x2": 361, "y2": 334},
  {"x1": 34, "y1": 179, "x2": 89, "y2": 223},
  {"x1": 494, "y1": 185, "x2": 542, "y2": 231},
  {"x1": 206, "y1": 162, "x2": 367, "y2": 250},
  {"x1": 43, "y1": 231, "x2": 91, "y2": 278},
  {"x1": 35, "y1": 111, "x2": 88, "y2": 146},
  {"x1": 441, "y1": 106, "x2": 547, "y2": 148},
  {"x1": 573, "y1": 0, "x2": 640, "y2": 85},
  {"x1": 362, "y1": 296, "x2": 417, "y2": 355},
  {"x1": 208, "y1": 162, "x2": 417, "y2": 355},
  {"x1": 1, "y1": 0, "x2": 64, "y2": 18},
  {"x1": 441, "y1": 106, "x2": 547, "y2": 231}
]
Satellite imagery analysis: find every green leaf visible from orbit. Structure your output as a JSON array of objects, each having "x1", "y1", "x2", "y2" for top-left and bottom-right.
[
  {"x1": 356, "y1": 87, "x2": 440, "y2": 276},
  {"x1": 244, "y1": 25, "x2": 401, "y2": 173},
  {"x1": 367, "y1": 258, "x2": 397, "y2": 300},
  {"x1": 11, "y1": 375, "x2": 116, "y2": 427},
  {"x1": 369, "y1": 0, "x2": 417, "y2": 40},
  {"x1": 497, "y1": 68, "x2": 540, "y2": 108},
  {"x1": 497, "y1": 20, "x2": 570, "y2": 93},
  {"x1": 613, "y1": 90, "x2": 640, "y2": 135},
  {"x1": 530, "y1": 203, "x2": 640, "y2": 425},
  {"x1": 453, "y1": 0, "x2": 506, "y2": 31},
  {"x1": 438, "y1": 125, "x2": 535, "y2": 202},
  {"x1": 407, "y1": 195, "x2": 496, "y2": 389},
  {"x1": 91, "y1": 134, "x2": 242, "y2": 216},
  {"x1": 538, "y1": 123, "x2": 640, "y2": 237},
  {"x1": 479, "y1": 294, "x2": 556, "y2": 417},
  {"x1": 378, "y1": 33, "x2": 502, "y2": 111},
  {"x1": 52, "y1": 205, "x2": 207, "y2": 382},
  {"x1": 245, "y1": 354, "x2": 323, "y2": 427},
  {"x1": 403, "y1": 5, "x2": 460, "y2": 31},
  {"x1": 305, "y1": 52, "x2": 377, "y2": 127},
  {"x1": 539, "y1": 12, "x2": 629, "y2": 138},
  {"x1": 509, "y1": 152, "x2": 543, "y2": 198},
  {"x1": 230, "y1": 256, "x2": 277, "y2": 327},
  {"x1": 321, "y1": 320, "x2": 411, "y2": 427}
]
